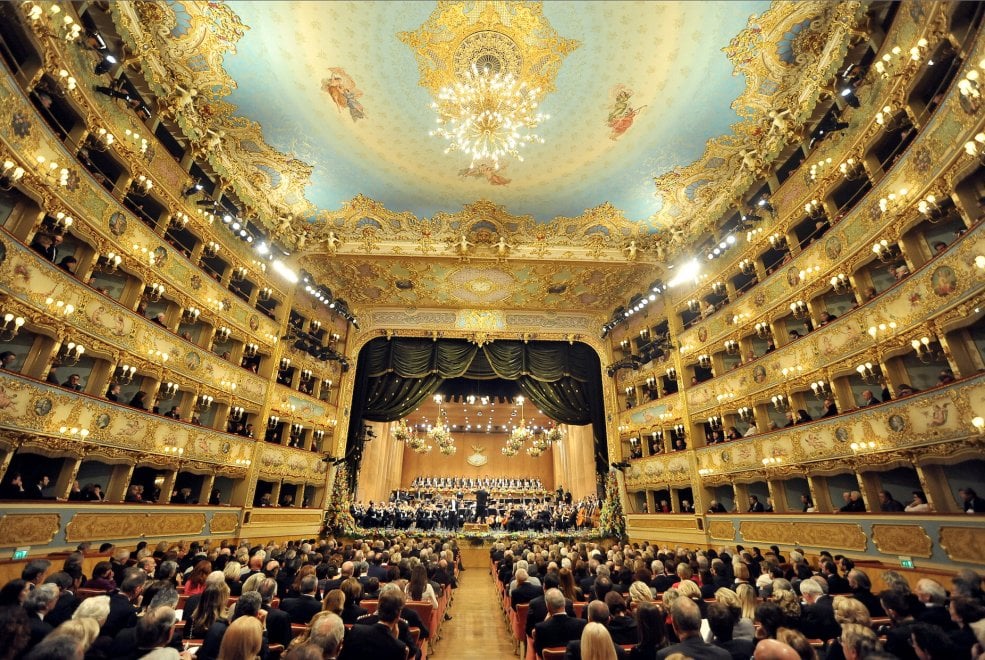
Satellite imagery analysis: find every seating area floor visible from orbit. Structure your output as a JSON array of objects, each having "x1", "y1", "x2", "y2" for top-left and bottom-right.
[{"x1": 431, "y1": 565, "x2": 516, "y2": 660}]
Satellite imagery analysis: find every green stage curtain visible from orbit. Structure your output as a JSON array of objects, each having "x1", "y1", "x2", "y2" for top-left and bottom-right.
[{"x1": 345, "y1": 337, "x2": 608, "y2": 480}]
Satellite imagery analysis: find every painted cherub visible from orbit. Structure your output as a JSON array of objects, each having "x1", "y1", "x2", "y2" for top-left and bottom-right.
[
  {"x1": 456, "y1": 234, "x2": 474, "y2": 255},
  {"x1": 624, "y1": 240, "x2": 643, "y2": 261},
  {"x1": 324, "y1": 231, "x2": 341, "y2": 253},
  {"x1": 172, "y1": 85, "x2": 198, "y2": 113},
  {"x1": 494, "y1": 236, "x2": 512, "y2": 257},
  {"x1": 767, "y1": 109, "x2": 795, "y2": 137}
]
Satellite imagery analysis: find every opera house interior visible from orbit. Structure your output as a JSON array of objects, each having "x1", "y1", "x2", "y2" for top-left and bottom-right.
[{"x1": 0, "y1": 0, "x2": 984, "y2": 659}]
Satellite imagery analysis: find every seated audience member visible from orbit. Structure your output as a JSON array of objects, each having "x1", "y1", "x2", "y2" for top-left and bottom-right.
[
  {"x1": 707, "y1": 601, "x2": 754, "y2": 660},
  {"x1": 339, "y1": 588, "x2": 408, "y2": 660},
  {"x1": 353, "y1": 583, "x2": 424, "y2": 660},
  {"x1": 657, "y1": 597, "x2": 730, "y2": 659},
  {"x1": 605, "y1": 591, "x2": 638, "y2": 645},
  {"x1": 906, "y1": 491, "x2": 931, "y2": 513},
  {"x1": 339, "y1": 577, "x2": 368, "y2": 625},
  {"x1": 216, "y1": 615, "x2": 262, "y2": 660},
  {"x1": 298, "y1": 612, "x2": 345, "y2": 659},
  {"x1": 281, "y1": 574, "x2": 322, "y2": 624},
  {"x1": 535, "y1": 588, "x2": 587, "y2": 656},
  {"x1": 197, "y1": 592, "x2": 268, "y2": 660}
]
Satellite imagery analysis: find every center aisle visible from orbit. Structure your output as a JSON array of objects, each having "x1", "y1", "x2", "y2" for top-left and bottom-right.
[{"x1": 430, "y1": 561, "x2": 517, "y2": 660}]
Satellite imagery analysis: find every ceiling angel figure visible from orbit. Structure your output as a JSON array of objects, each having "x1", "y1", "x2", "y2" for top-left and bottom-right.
[{"x1": 321, "y1": 67, "x2": 365, "y2": 122}]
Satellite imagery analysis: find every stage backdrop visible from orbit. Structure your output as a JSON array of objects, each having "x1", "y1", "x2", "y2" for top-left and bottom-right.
[{"x1": 355, "y1": 420, "x2": 596, "y2": 504}]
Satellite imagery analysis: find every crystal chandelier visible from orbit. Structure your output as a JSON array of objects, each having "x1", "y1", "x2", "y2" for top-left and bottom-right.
[
  {"x1": 430, "y1": 65, "x2": 549, "y2": 169},
  {"x1": 503, "y1": 395, "x2": 533, "y2": 457},
  {"x1": 426, "y1": 395, "x2": 456, "y2": 455}
]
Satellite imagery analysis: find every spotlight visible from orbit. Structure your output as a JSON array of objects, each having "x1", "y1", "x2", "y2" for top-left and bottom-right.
[
  {"x1": 182, "y1": 181, "x2": 203, "y2": 197},
  {"x1": 93, "y1": 54, "x2": 117, "y2": 76}
]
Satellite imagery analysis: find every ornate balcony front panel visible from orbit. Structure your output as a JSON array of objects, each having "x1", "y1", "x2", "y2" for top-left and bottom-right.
[
  {"x1": 0, "y1": 372, "x2": 254, "y2": 471},
  {"x1": 257, "y1": 442, "x2": 331, "y2": 484},
  {"x1": 617, "y1": 391, "x2": 682, "y2": 430},
  {"x1": 684, "y1": 221, "x2": 984, "y2": 415},
  {"x1": 0, "y1": 232, "x2": 269, "y2": 405}
]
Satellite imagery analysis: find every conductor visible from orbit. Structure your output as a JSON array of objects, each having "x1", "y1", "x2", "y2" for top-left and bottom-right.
[{"x1": 475, "y1": 487, "x2": 489, "y2": 522}]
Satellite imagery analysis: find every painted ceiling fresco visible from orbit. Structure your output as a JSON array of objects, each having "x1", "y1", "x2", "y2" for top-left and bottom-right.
[{"x1": 214, "y1": 0, "x2": 769, "y2": 222}]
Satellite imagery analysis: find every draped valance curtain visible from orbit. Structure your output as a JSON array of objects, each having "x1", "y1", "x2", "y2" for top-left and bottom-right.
[{"x1": 345, "y1": 338, "x2": 607, "y2": 480}]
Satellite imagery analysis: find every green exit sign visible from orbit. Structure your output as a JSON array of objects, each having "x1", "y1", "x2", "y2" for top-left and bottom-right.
[
  {"x1": 899, "y1": 557, "x2": 914, "y2": 569},
  {"x1": 12, "y1": 547, "x2": 29, "y2": 560}
]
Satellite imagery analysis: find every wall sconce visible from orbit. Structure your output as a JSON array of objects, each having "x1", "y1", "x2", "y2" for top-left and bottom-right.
[
  {"x1": 958, "y1": 69, "x2": 982, "y2": 110},
  {"x1": 873, "y1": 46, "x2": 904, "y2": 79},
  {"x1": 0, "y1": 160, "x2": 25, "y2": 190},
  {"x1": 644, "y1": 376, "x2": 657, "y2": 390},
  {"x1": 687, "y1": 299, "x2": 700, "y2": 313},
  {"x1": 96, "y1": 251, "x2": 122, "y2": 273},
  {"x1": 46, "y1": 210, "x2": 73, "y2": 234},
  {"x1": 707, "y1": 415, "x2": 722, "y2": 430},
  {"x1": 619, "y1": 339, "x2": 630, "y2": 352},
  {"x1": 122, "y1": 128, "x2": 148, "y2": 156},
  {"x1": 799, "y1": 264, "x2": 821, "y2": 282},
  {"x1": 850, "y1": 440, "x2": 877, "y2": 453},
  {"x1": 762, "y1": 456, "x2": 783, "y2": 466},
  {"x1": 310, "y1": 320, "x2": 322, "y2": 333},
  {"x1": 716, "y1": 393, "x2": 735, "y2": 406},
  {"x1": 917, "y1": 194, "x2": 946, "y2": 222},
  {"x1": 964, "y1": 133, "x2": 985, "y2": 164},
  {"x1": 219, "y1": 378, "x2": 237, "y2": 393},
  {"x1": 697, "y1": 354, "x2": 712, "y2": 369},
  {"x1": 976, "y1": 255, "x2": 985, "y2": 270},
  {"x1": 639, "y1": 327, "x2": 650, "y2": 342},
  {"x1": 810, "y1": 380, "x2": 831, "y2": 398},
  {"x1": 132, "y1": 174, "x2": 153, "y2": 195},
  {"x1": 300, "y1": 369, "x2": 313, "y2": 381},
  {"x1": 258, "y1": 287, "x2": 272, "y2": 301},
  {"x1": 877, "y1": 189, "x2": 908, "y2": 214},
  {"x1": 57, "y1": 426, "x2": 91, "y2": 442},
  {"x1": 768, "y1": 233, "x2": 787, "y2": 250},
  {"x1": 804, "y1": 199, "x2": 824, "y2": 219},
  {"x1": 737, "y1": 406, "x2": 753, "y2": 422},
  {"x1": 203, "y1": 241, "x2": 220, "y2": 257},
  {"x1": 911, "y1": 336, "x2": 945, "y2": 363},
  {"x1": 724, "y1": 339, "x2": 739, "y2": 355},
  {"x1": 314, "y1": 429, "x2": 325, "y2": 443},
  {"x1": 215, "y1": 326, "x2": 231, "y2": 342},
  {"x1": 711, "y1": 281, "x2": 727, "y2": 297},
  {"x1": 673, "y1": 424, "x2": 686, "y2": 437},
  {"x1": 143, "y1": 283, "x2": 165, "y2": 302},
  {"x1": 789, "y1": 300, "x2": 809, "y2": 319},
  {"x1": 780, "y1": 365, "x2": 803, "y2": 379},
  {"x1": 666, "y1": 367, "x2": 677, "y2": 381},
  {"x1": 291, "y1": 423, "x2": 304, "y2": 435},
  {"x1": 972, "y1": 417, "x2": 984, "y2": 434},
  {"x1": 739, "y1": 259, "x2": 756, "y2": 275},
  {"x1": 147, "y1": 348, "x2": 169, "y2": 362},
  {"x1": 58, "y1": 341, "x2": 85, "y2": 365},
  {"x1": 91, "y1": 127, "x2": 115, "y2": 151},
  {"x1": 114, "y1": 364, "x2": 136, "y2": 384},
  {"x1": 279, "y1": 357, "x2": 291, "y2": 371},
  {"x1": 1, "y1": 313, "x2": 25, "y2": 340},
  {"x1": 829, "y1": 273, "x2": 850, "y2": 293},
  {"x1": 267, "y1": 415, "x2": 280, "y2": 428},
  {"x1": 807, "y1": 157, "x2": 832, "y2": 182},
  {"x1": 839, "y1": 158, "x2": 864, "y2": 180},
  {"x1": 168, "y1": 213, "x2": 189, "y2": 230},
  {"x1": 234, "y1": 458, "x2": 252, "y2": 467},
  {"x1": 322, "y1": 378, "x2": 333, "y2": 391},
  {"x1": 754, "y1": 322, "x2": 771, "y2": 339},
  {"x1": 181, "y1": 307, "x2": 201, "y2": 324},
  {"x1": 162, "y1": 440, "x2": 184, "y2": 456},
  {"x1": 856, "y1": 362, "x2": 880, "y2": 383},
  {"x1": 36, "y1": 157, "x2": 69, "y2": 188},
  {"x1": 746, "y1": 227, "x2": 764, "y2": 242},
  {"x1": 624, "y1": 386, "x2": 634, "y2": 397},
  {"x1": 867, "y1": 321, "x2": 898, "y2": 340},
  {"x1": 871, "y1": 239, "x2": 897, "y2": 262},
  {"x1": 231, "y1": 266, "x2": 248, "y2": 281},
  {"x1": 195, "y1": 394, "x2": 215, "y2": 411},
  {"x1": 771, "y1": 393, "x2": 789, "y2": 412},
  {"x1": 160, "y1": 382, "x2": 179, "y2": 399},
  {"x1": 243, "y1": 343, "x2": 259, "y2": 358}
]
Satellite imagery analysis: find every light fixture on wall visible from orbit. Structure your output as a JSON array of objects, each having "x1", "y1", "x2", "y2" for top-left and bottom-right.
[
  {"x1": 768, "y1": 233, "x2": 787, "y2": 251},
  {"x1": 1, "y1": 313, "x2": 25, "y2": 341},
  {"x1": 707, "y1": 415, "x2": 722, "y2": 430},
  {"x1": 267, "y1": 415, "x2": 280, "y2": 428},
  {"x1": 45, "y1": 210, "x2": 73, "y2": 233},
  {"x1": 754, "y1": 322, "x2": 772, "y2": 339},
  {"x1": 96, "y1": 251, "x2": 122, "y2": 273},
  {"x1": 258, "y1": 287, "x2": 272, "y2": 301},
  {"x1": 160, "y1": 381, "x2": 179, "y2": 399},
  {"x1": 867, "y1": 321, "x2": 898, "y2": 340},
  {"x1": 231, "y1": 266, "x2": 248, "y2": 282},
  {"x1": 850, "y1": 440, "x2": 877, "y2": 453},
  {"x1": 229, "y1": 406, "x2": 245, "y2": 421},
  {"x1": 687, "y1": 299, "x2": 701, "y2": 313},
  {"x1": 673, "y1": 424, "x2": 687, "y2": 437},
  {"x1": 666, "y1": 367, "x2": 677, "y2": 381},
  {"x1": 0, "y1": 160, "x2": 25, "y2": 190},
  {"x1": 711, "y1": 281, "x2": 727, "y2": 297},
  {"x1": 973, "y1": 416, "x2": 985, "y2": 434},
  {"x1": 195, "y1": 394, "x2": 214, "y2": 411},
  {"x1": 917, "y1": 194, "x2": 946, "y2": 222},
  {"x1": 804, "y1": 199, "x2": 824, "y2": 219},
  {"x1": 839, "y1": 157, "x2": 864, "y2": 180},
  {"x1": 114, "y1": 364, "x2": 136, "y2": 384},
  {"x1": 44, "y1": 297, "x2": 75, "y2": 317},
  {"x1": 789, "y1": 300, "x2": 809, "y2": 319},
  {"x1": 739, "y1": 259, "x2": 756, "y2": 276},
  {"x1": 855, "y1": 361, "x2": 880, "y2": 383},
  {"x1": 214, "y1": 326, "x2": 231, "y2": 342},
  {"x1": 58, "y1": 341, "x2": 85, "y2": 365},
  {"x1": 724, "y1": 339, "x2": 739, "y2": 355},
  {"x1": 168, "y1": 213, "x2": 189, "y2": 230},
  {"x1": 143, "y1": 283, "x2": 165, "y2": 302},
  {"x1": 810, "y1": 380, "x2": 831, "y2": 398},
  {"x1": 131, "y1": 174, "x2": 153, "y2": 195},
  {"x1": 181, "y1": 307, "x2": 201, "y2": 324},
  {"x1": 697, "y1": 354, "x2": 712, "y2": 369},
  {"x1": 737, "y1": 406, "x2": 754, "y2": 422},
  {"x1": 877, "y1": 189, "x2": 908, "y2": 214},
  {"x1": 58, "y1": 426, "x2": 90, "y2": 439},
  {"x1": 771, "y1": 393, "x2": 790, "y2": 412},
  {"x1": 243, "y1": 343, "x2": 259, "y2": 358},
  {"x1": 964, "y1": 133, "x2": 985, "y2": 164},
  {"x1": 911, "y1": 336, "x2": 945, "y2": 363},
  {"x1": 871, "y1": 239, "x2": 897, "y2": 262},
  {"x1": 203, "y1": 241, "x2": 220, "y2": 257},
  {"x1": 279, "y1": 357, "x2": 291, "y2": 371},
  {"x1": 780, "y1": 365, "x2": 803, "y2": 379},
  {"x1": 829, "y1": 273, "x2": 850, "y2": 293}
]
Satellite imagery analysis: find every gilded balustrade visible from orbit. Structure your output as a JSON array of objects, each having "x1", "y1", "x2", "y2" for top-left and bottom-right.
[
  {"x1": 683, "y1": 220, "x2": 984, "y2": 417},
  {"x1": 671, "y1": 5, "x2": 971, "y2": 355},
  {"x1": 0, "y1": 231, "x2": 269, "y2": 405},
  {"x1": 0, "y1": 71, "x2": 282, "y2": 349}
]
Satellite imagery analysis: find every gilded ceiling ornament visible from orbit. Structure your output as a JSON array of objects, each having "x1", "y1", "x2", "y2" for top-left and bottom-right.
[{"x1": 398, "y1": 1, "x2": 580, "y2": 97}]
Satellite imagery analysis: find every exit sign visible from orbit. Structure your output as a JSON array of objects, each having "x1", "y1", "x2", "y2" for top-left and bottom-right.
[
  {"x1": 899, "y1": 557, "x2": 914, "y2": 569},
  {"x1": 12, "y1": 547, "x2": 29, "y2": 560}
]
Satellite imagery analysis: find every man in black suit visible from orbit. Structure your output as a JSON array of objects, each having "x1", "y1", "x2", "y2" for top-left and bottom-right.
[
  {"x1": 258, "y1": 578, "x2": 293, "y2": 648},
  {"x1": 533, "y1": 588, "x2": 586, "y2": 657},
  {"x1": 356, "y1": 584, "x2": 425, "y2": 660},
  {"x1": 707, "y1": 602, "x2": 754, "y2": 660},
  {"x1": 657, "y1": 597, "x2": 731, "y2": 660},
  {"x1": 565, "y1": 600, "x2": 629, "y2": 660},
  {"x1": 799, "y1": 578, "x2": 840, "y2": 641},
  {"x1": 475, "y1": 487, "x2": 489, "y2": 521},
  {"x1": 747, "y1": 495, "x2": 765, "y2": 513},
  {"x1": 848, "y1": 569, "x2": 885, "y2": 617},
  {"x1": 102, "y1": 569, "x2": 145, "y2": 638},
  {"x1": 43, "y1": 571, "x2": 80, "y2": 627},
  {"x1": 651, "y1": 560, "x2": 676, "y2": 594},
  {"x1": 526, "y1": 574, "x2": 575, "y2": 638},
  {"x1": 367, "y1": 552, "x2": 389, "y2": 581},
  {"x1": 23, "y1": 583, "x2": 58, "y2": 652},
  {"x1": 339, "y1": 588, "x2": 409, "y2": 660},
  {"x1": 880, "y1": 589, "x2": 921, "y2": 660},
  {"x1": 960, "y1": 488, "x2": 985, "y2": 513},
  {"x1": 915, "y1": 578, "x2": 955, "y2": 630},
  {"x1": 821, "y1": 561, "x2": 850, "y2": 594},
  {"x1": 280, "y1": 574, "x2": 322, "y2": 624},
  {"x1": 511, "y1": 569, "x2": 541, "y2": 609}
]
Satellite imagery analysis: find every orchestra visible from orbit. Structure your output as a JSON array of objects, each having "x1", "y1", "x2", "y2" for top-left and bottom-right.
[
  {"x1": 410, "y1": 475, "x2": 544, "y2": 491},
  {"x1": 350, "y1": 492, "x2": 600, "y2": 533}
]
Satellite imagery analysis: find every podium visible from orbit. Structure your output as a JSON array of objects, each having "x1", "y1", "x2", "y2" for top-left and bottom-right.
[{"x1": 463, "y1": 522, "x2": 490, "y2": 533}]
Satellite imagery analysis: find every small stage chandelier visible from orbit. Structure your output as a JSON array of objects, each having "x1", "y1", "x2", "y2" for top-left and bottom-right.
[
  {"x1": 426, "y1": 394, "x2": 456, "y2": 455},
  {"x1": 503, "y1": 395, "x2": 533, "y2": 457},
  {"x1": 430, "y1": 65, "x2": 549, "y2": 169}
]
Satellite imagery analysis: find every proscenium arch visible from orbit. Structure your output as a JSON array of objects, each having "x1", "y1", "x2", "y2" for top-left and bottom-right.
[{"x1": 327, "y1": 325, "x2": 623, "y2": 497}]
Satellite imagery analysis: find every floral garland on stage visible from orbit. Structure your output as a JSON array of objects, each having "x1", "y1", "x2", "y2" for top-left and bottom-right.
[
  {"x1": 324, "y1": 465, "x2": 359, "y2": 536},
  {"x1": 345, "y1": 526, "x2": 604, "y2": 546},
  {"x1": 598, "y1": 470, "x2": 626, "y2": 541}
]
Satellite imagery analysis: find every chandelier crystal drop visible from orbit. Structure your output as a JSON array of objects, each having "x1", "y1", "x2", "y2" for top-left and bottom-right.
[{"x1": 430, "y1": 65, "x2": 549, "y2": 169}]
